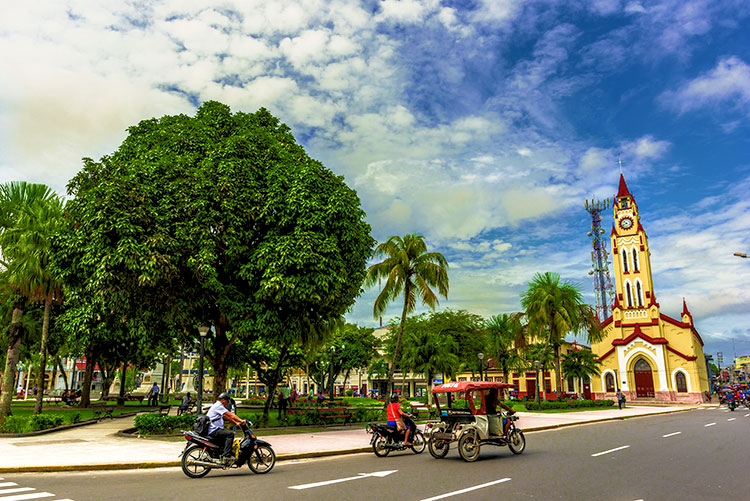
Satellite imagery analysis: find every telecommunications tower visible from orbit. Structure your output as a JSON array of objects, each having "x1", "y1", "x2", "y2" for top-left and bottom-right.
[{"x1": 585, "y1": 198, "x2": 615, "y2": 320}]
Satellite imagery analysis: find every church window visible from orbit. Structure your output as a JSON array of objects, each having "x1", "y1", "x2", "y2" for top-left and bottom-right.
[
  {"x1": 675, "y1": 372, "x2": 687, "y2": 393},
  {"x1": 621, "y1": 249, "x2": 629, "y2": 272},
  {"x1": 567, "y1": 377, "x2": 575, "y2": 392},
  {"x1": 625, "y1": 281, "x2": 633, "y2": 308},
  {"x1": 620, "y1": 199, "x2": 629, "y2": 208},
  {"x1": 544, "y1": 379, "x2": 551, "y2": 393},
  {"x1": 632, "y1": 248, "x2": 640, "y2": 271},
  {"x1": 605, "y1": 373, "x2": 615, "y2": 392},
  {"x1": 636, "y1": 280, "x2": 644, "y2": 307}
]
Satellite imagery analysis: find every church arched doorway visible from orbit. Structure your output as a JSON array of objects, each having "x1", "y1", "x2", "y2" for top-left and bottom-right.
[{"x1": 633, "y1": 358, "x2": 655, "y2": 398}]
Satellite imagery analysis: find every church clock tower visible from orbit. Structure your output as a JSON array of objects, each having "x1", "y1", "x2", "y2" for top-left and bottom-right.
[{"x1": 590, "y1": 174, "x2": 709, "y2": 403}]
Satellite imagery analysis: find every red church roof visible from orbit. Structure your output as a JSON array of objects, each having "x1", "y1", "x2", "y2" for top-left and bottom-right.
[{"x1": 617, "y1": 174, "x2": 631, "y2": 198}]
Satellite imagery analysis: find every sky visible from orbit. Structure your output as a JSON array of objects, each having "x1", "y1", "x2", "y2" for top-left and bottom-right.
[{"x1": 2, "y1": 0, "x2": 750, "y2": 367}]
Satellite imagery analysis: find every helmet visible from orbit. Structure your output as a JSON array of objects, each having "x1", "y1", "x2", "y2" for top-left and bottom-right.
[
  {"x1": 218, "y1": 392, "x2": 231, "y2": 401},
  {"x1": 390, "y1": 393, "x2": 399, "y2": 403}
]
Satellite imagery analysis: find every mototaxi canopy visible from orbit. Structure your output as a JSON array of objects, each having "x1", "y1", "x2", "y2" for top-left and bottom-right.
[{"x1": 432, "y1": 381, "x2": 512, "y2": 394}]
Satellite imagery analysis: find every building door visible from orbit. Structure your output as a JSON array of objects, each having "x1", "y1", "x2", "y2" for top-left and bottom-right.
[
  {"x1": 583, "y1": 382, "x2": 591, "y2": 400},
  {"x1": 634, "y1": 359, "x2": 655, "y2": 398},
  {"x1": 526, "y1": 379, "x2": 536, "y2": 400}
]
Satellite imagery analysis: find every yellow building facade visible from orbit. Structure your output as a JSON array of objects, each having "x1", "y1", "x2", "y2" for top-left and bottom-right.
[{"x1": 591, "y1": 175, "x2": 710, "y2": 403}]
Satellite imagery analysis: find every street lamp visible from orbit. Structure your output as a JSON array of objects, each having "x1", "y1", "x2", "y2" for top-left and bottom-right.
[
  {"x1": 478, "y1": 353, "x2": 486, "y2": 381},
  {"x1": 197, "y1": 325, "x2": 210, "y2": 414}
]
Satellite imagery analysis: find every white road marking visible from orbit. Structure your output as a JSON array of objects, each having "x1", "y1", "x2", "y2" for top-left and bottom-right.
[
  {"x1": 591, "y1": 445, "x2": 630, "y2": 457},
  {"x1": 744, "y1": 413, "x2": 749, "y2": 417},
  {"x1": 419, "y1": 478, "x2": 512, "y2": 501},
  {"x1": 0, "y1": 493, "x2": 54, "y2": 501},
  {"x1": 0, "y1": 484, "x2": 18, "y2": 489},
  {"x1": 705, "y1": 422, "x2": 717, "y2": 427},
  {"x1": 662, "y1": 432, "x2": 682, "y2": 438},
  {"x1": 289, "y1": 470, "x2": 398, "y2": 490},
  {"x1": 728, "y1": 418, "x2": 736, "y2": 421},
  {"x1": 0, "y1": 489, "x2": 35, "y2": 495}
]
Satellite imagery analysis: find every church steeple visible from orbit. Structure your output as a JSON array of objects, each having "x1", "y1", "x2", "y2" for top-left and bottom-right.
[{"x1": 617, "y1": 173, "x2": 631, "y2": 198}]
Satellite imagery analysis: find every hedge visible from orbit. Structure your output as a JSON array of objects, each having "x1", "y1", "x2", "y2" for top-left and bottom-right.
[
  {"x1": 0, "y1": 413, "x2": 67, "y2": 434},
  {"x1": 133, "y1": 414, "x2": 195, "y2": 435},
  {"x1": 524, "y1": 399, "x2": 615, "y2": 411}
]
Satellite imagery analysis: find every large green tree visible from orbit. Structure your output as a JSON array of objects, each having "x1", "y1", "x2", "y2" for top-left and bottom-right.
[
  {"x1": 365, "y1": 233, "x2": 449, "y2": 396},
  {"x1": 55, "y1": 101, "x2": 373, "y2": 398},
  {"x1": 0, "y1": 182, "x2": 62, "y2": 418},
  {"x1": 520, "y1": 272, "x2": 602, "y2": 403},
  {"x1": 484, "y1": 313, "x2": 526, "y2": 397},
  {"x1": 561, "y1": 348, "x2": 602, "y2": 395}
]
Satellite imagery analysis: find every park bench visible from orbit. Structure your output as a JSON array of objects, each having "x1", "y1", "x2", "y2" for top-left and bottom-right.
[
  {"x1": 44, "y1": 395, "x2": 63, "y2": 405},
  {"x1": 154, "y1": 405, "x2": 171, "y2": 415},
  {"x1": 124, "y1": 394, "x2": 145, "y2": 403},
  {"x1": 174, "y1": 399, "x2": 196, "y2": 415},
  {"x1": 410, "y1": 404, "x2": 434, "y2": 418},
  {"x1": 91, "y1": 402, "x2": 115, "y2": 420},
  {"x1": 317, "y1": 407, "x2": 352, "y2": 426}
]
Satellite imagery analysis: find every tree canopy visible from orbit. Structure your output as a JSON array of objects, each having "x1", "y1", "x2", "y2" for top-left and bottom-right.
[{"x1": 54, "y1": 101, "x2": 374, "y2": 395}]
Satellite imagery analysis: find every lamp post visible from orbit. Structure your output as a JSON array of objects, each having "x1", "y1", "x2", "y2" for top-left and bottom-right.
[
  {"x1": 478, "y1": 353, "x2": 486, "y2": 381},
  {"x1": 197, "y1": 325, "x2": 210, "y2": 414}
]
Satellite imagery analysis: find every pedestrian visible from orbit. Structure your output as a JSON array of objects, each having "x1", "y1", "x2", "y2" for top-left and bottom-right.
[
  {"x1": 147, "y1": 382, "x2": 159, "y2": 406},
  {"x1": 616, "y1": 389, "x2": 625, "y2": 409},
  {"x1": 278, "y1": 384, "x2": 290, "y2": 418}
]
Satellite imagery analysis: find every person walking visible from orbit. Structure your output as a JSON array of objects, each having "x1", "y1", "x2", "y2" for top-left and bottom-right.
[
  {"x1": 147, "y1": 382, "x2": 159, "y2": 406},
  {"x1": 278, "y1": 384, "x2": 290, "y2": 418},
  {"x1": 616, "y1": 389, "x2": 625, "y2": 410}
]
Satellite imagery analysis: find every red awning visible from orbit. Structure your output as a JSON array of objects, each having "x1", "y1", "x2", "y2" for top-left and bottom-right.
[{"x1": 432, "y1": 381, "x2": 511, "y2": 394}]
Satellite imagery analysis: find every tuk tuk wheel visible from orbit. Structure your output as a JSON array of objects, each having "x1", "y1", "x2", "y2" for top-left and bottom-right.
[
  {"x1": 507, "y1": 429, "x2": 526, "y2": 454},
  {"x1": 428, "y1": 437, "x2": 450, "y2": 459},
  {"x1": 458, "y1": 430, "x2": 481, "y2": 462}
]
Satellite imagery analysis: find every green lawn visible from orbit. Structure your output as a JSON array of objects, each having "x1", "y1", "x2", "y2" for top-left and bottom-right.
[{"x1": 7, "y1": 400, "x2": 151, "y2": 421}]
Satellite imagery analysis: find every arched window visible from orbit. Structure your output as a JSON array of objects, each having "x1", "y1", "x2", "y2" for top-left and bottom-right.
[
  {"x1": 636, "y1": 280, "x2": 644, "y2": 307},
  {"x1": 675, "y1": 372, "x2": 687, "y2": 393},
  {"x1": 605, "y1": 373, "x2": 615, "y2": 392},
  {"x1": 632, "y1": 248, "x2": 640, "y2": 271},
  {"x1": 621, "y1": 248, "x2": 629, "y2": 272},
  {"x1": 625, "y1": 281, "x2": 633, "y2": 308}
]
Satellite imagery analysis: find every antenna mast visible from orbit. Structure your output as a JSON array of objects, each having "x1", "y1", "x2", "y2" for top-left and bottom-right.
[{"x1": 585, "y1": 198, "x2": 615, "y2": 321}]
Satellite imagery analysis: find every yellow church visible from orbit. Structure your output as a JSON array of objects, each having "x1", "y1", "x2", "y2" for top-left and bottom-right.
[{"x1": 591, "y1": 175, "x2": 710, "y2": 404}]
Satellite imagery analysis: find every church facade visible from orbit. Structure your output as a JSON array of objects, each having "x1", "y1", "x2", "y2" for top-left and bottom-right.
[{"x1": 591, "y1": 175, "x2": 710, "y2": 403}]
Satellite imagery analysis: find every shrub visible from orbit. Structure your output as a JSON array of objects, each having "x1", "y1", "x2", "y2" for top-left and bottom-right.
[
  {"x1": 68, "y1": 413, "x2": 81, "y2": 424},
  {"x1": 0, "y1": 416, "x2": 28, "y2": 434},
  {"x1": 524, "y1": 399, "x2": 615, "y2": 411},
  {"x1": 27, "y1": 414, "x2": 64, "y2": 432},
  {"x1": 134, "y1": 414, "x2": 194, "y2": 435},
  {"x1": 345, "y1": 390, "x2": 354, "y2": 397}
]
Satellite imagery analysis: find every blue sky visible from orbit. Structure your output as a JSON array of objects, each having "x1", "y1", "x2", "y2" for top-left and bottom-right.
[{"x1": 2, "y1": 0, "x2": 750, "y2": 366}]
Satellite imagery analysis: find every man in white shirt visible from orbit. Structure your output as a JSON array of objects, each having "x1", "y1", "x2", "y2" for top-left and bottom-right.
[{"x1": 207, "y1": 392, "x2": 246, "y2": 462}]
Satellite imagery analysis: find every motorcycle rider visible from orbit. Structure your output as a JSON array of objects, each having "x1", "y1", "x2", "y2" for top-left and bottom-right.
[
  {"x1": 387, "y1": 393, "x2": 415, "y2": 446},
  {"x1": 208, "y1": 392, "x2": 246, "y2": 463},
  {"x1": 485, "y1": 388, "x2": 516, "y2": 438}
]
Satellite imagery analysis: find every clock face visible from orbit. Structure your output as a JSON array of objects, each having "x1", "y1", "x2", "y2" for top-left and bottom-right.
[{"x1": 620, "y1": 217, "x2": 633, "y2": 229}]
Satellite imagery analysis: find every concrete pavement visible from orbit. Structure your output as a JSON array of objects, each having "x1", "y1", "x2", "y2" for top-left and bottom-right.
[{"x1": 0, "y1": 403, "x2": 714, "y2": 473}]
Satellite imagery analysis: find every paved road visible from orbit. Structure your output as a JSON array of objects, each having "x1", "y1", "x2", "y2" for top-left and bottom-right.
[{"x1": 4, "y1": 407, "x2": 748, "y2": 501}]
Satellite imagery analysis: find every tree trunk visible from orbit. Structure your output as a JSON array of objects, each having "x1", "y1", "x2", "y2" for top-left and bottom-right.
[
  {"x1": 117, "y1": 364, "x2": 128, "y2": 407},
  {"x1": 56, "y1": 357, "x2": 69, "y2": 393},
  {"x1": 0, "y1": 301, "x2": 25, "y2": 418},
  {"x1": 99, "y1": 362, "x2": 117, "y2": 401},
  {"x1": 553, "y1": 344, "x2": 563, "y2": 400},
  {"x1": 426, "y1": 370, "x2": 433, "y2": 406},
  {"x1": 33, "y1": 294, "x2": 53, "y2": 414},
  {"x1": 261, "y1": 347, "x2": 288, "y2": 418},
  {"x1": 503, "y1": 367, "x2": 509, "y2": 400},
  {"x1": 387, "y1": 283, "x2": 411, "y2": 398},
  {"x1": 208, "y1": 316, "x2": 233, "y2": 397},
  {"x1": 79, "y1": 346, "x2": 97, "y2": 408}
]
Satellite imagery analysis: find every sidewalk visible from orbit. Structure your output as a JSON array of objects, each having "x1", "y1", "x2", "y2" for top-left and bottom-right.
[{"x1": 0, "y1": 404, "x2": 713, "y2": 473}]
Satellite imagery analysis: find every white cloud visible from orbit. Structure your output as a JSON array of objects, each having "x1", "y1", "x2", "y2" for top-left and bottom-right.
[{"x1": 662, "y1": 56, "x2": 750, "y2": 114}]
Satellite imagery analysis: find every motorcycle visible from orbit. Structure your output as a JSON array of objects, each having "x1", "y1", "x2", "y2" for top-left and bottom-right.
[
  {"x1": 180, "y1": 421, "x2": 275, "y2": 478},
  {"x1": 727, "y1": 399, "x2": 737, "y2": 411},
  {"x1": 367, "y1": 419, "x2": 426, "y2": 456}
]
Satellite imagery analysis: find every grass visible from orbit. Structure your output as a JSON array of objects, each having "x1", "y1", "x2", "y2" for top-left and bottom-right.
[{"x1": 6, "y1": 400, "x2": 151, "y2": 422}]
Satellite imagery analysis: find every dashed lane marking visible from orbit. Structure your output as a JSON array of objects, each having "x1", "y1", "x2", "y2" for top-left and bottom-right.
[
  {"x1": 591, "y1": 445, "x2": 630, "y2": 457},
  {"x1": 705, "y1": 422, "x2": 717, "y2": 427},
  {"x1": 662, "y1": 432, "x2": 681, "y2": 438},
  {"x1": 728, "y1": 418, "x2": 736, "y2": 421},
  {"x1": 419, "y1": 478, "x2": 512, "y2": 501}
]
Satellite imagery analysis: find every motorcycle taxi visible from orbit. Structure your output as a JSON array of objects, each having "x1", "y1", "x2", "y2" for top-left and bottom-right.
[{"x1": 427, "y1": 381, "x2": 525, "y2": 462}]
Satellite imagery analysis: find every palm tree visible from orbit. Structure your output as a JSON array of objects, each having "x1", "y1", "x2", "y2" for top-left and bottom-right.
[
  {"x1": 521, "y1": 272, "x2": 602, "y2": 403},
  {"x1": 401, "y1": 328, "x2": 459, "y2": 405},
  {"x1": 561, "y1": 348, "x2": 602, "y2": 396},
  {"x1": 485, "y1": 313, "x2": 526, "y2": 398},
  {"x1": 0, "y1": 182, "x2": 62, "y2": 418},
  {"x1": 364, "y1": 233, "x2": 449, "y2": 396}
]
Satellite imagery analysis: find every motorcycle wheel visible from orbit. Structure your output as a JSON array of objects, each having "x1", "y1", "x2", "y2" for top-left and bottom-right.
[
  {"x1": 248, "y1": 445, "x2": 276, "y2": 474},
  {"x1": 508, "y1": 429, "x2": 526, "y2": 455},
  {"x1": 411, "y1": 430, "x2": 426, "y2": 454},
  {"x1": 181, "y1": 446, "x2": 212, "y2": 478},
  {"x1": 458, "y1": 431, "x2": 481, "y2": 462},
  {"x1": 372, "y1": 435, "x2": 390, "y2": 457},
  {"x1": 428, "y1": 437, "x2": 450, "y2": 459}
]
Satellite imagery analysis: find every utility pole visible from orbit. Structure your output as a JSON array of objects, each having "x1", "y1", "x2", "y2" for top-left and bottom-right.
[{"x1": 585, "y1": 198, "x2": 615, "y2": 320}]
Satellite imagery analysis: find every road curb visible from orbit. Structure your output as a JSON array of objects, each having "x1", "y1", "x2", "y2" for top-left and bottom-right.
[{"x1": 0, "y1": 407, "x2": 697, "y2": 473}]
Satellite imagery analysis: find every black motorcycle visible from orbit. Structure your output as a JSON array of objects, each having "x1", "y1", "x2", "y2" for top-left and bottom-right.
[
  {"x1": 180, "y1": 421, "x2": 275, "y2": 478},
  {"x1": 367, "y1": 419, "x2": 426, "y2": 456}
]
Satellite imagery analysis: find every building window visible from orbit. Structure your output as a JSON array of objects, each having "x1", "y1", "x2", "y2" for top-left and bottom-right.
[
  {"x1": 625, "y1": 281, "x2": 633, "y2": 308},
  {"x1": 567, "y1": 377, "x2": 575, "y2": 392},
  {"x1": 636, "y1": 280, "x2": 644, "y2": 307},
  {"x1": 675, "y1": 372, "x2": 687, "y2": 393},
  {"x1": 622, "y1": 248, "x2": 629, "y2": 272},
  {"x1": 544, "y1": 379, "x2": 551, "y2": 393},
  {"x1": 632, "y1": 248, "x2": 640, "y2": 271},
  {"x1": 513, "y1": 379, "x2": 519, "y2": 391},
  {"x1": 605, "y1": 373, "x2": 615, "y2": 392}
]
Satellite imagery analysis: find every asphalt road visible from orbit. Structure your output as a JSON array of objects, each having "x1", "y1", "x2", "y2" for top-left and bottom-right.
[{"x1": 3, "y1": 407, "x2": 748, "y2": 501}]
